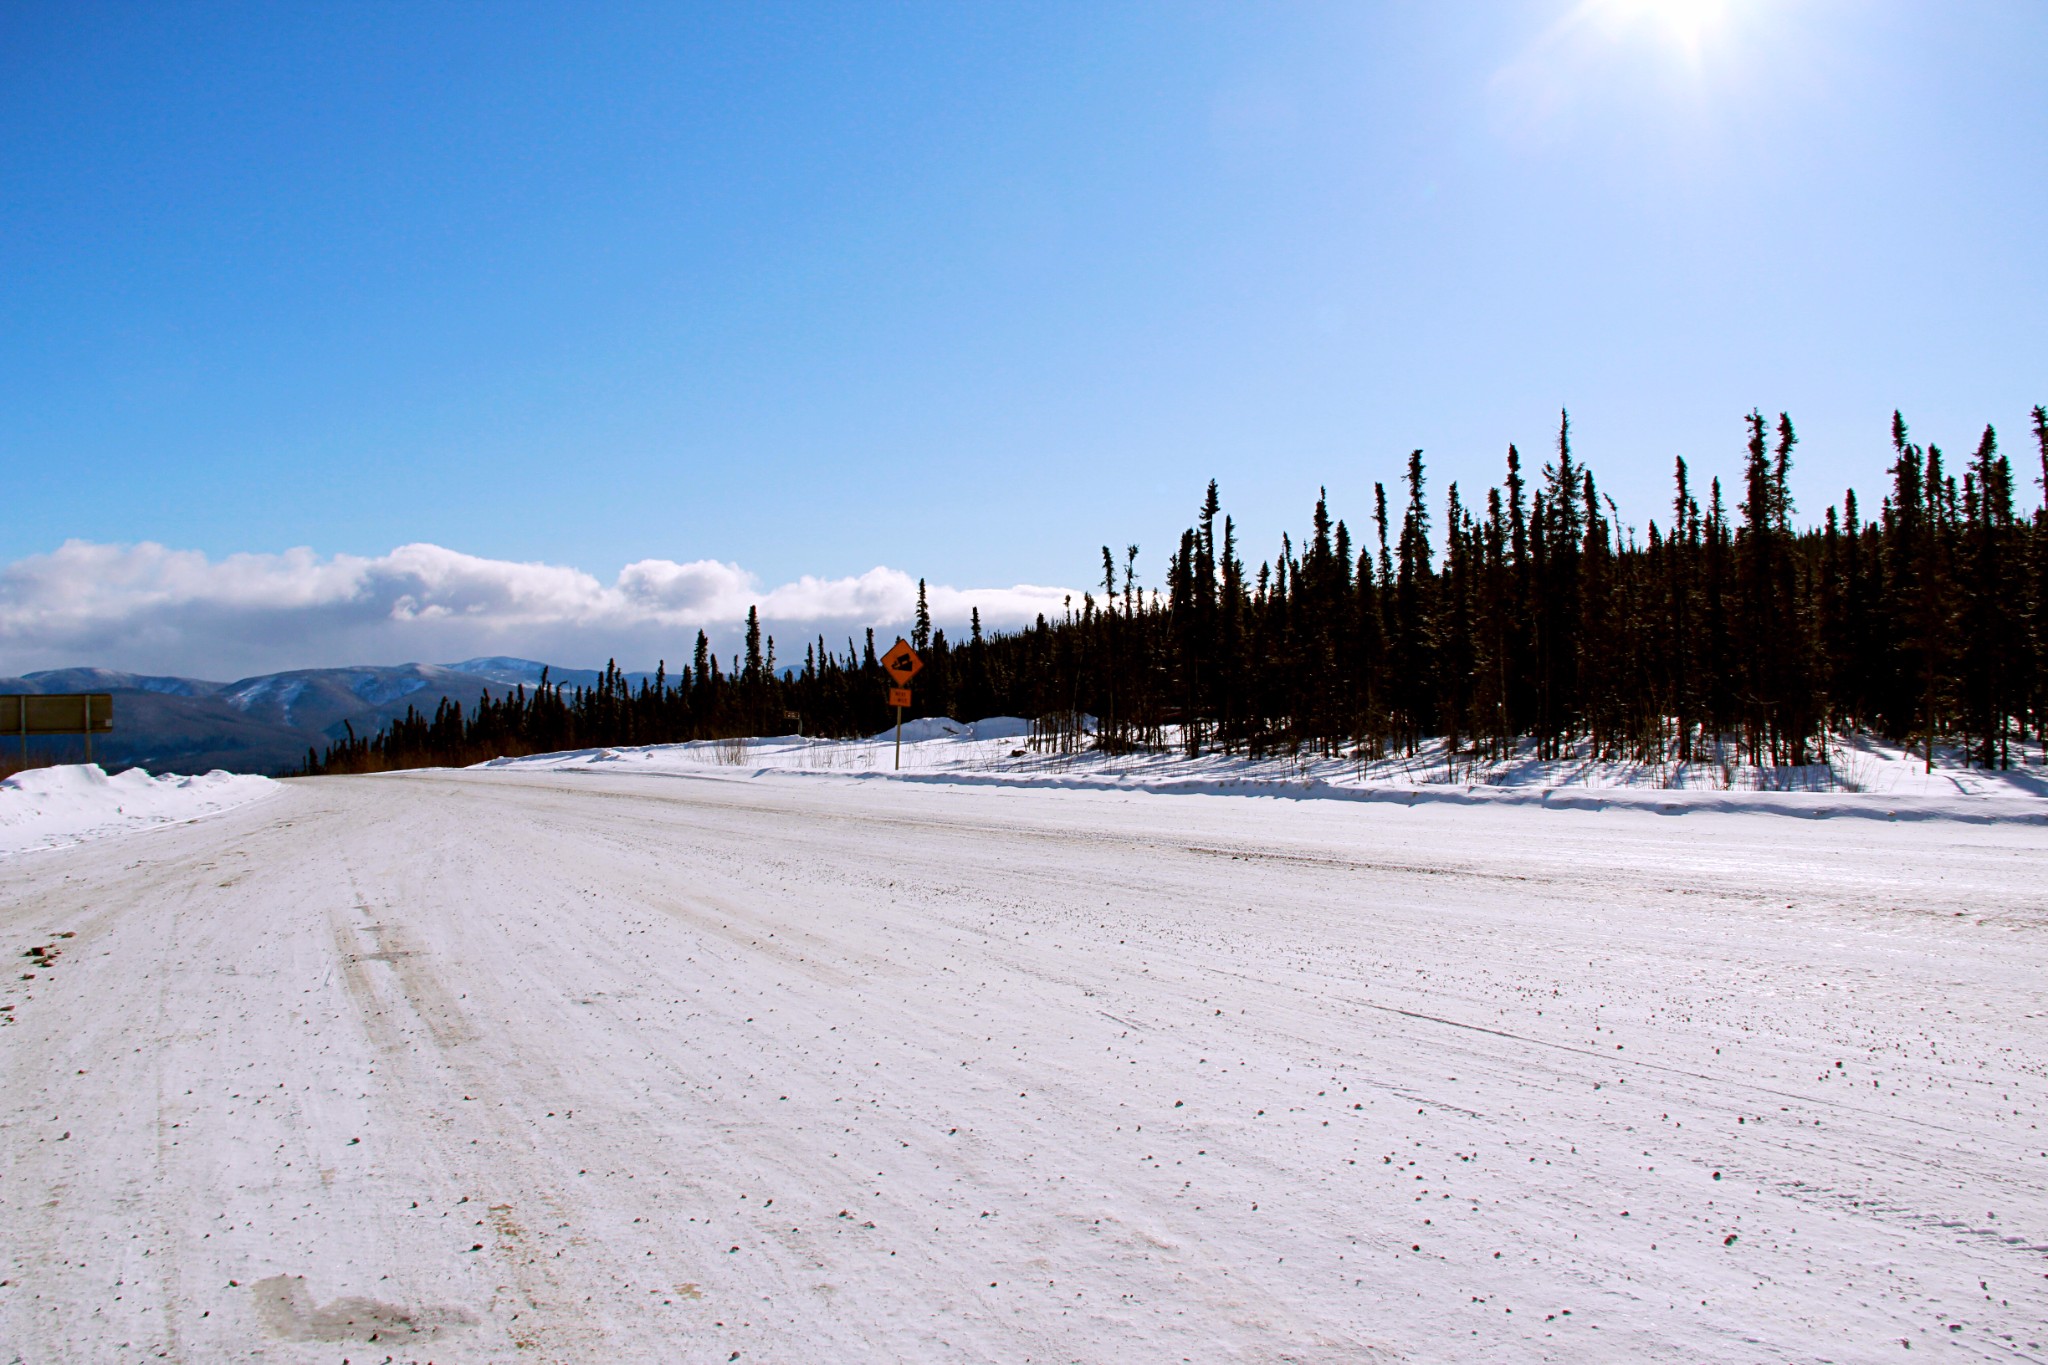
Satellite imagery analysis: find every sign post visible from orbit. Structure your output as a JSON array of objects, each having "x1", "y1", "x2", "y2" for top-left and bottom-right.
[
  {"x1": 879, "y1": 638, "x2": 924, "y2": 771},
  {"x1": 1, "y1": 694, "x2": 114, "y2": 768}
]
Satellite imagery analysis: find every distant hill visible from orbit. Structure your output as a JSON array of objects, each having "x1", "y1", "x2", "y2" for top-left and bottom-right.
[{"x1": 0, "y1": 658, "x2": 636, "y2": 775}]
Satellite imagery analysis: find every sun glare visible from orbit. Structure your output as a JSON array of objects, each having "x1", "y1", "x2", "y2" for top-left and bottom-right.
[
  {"x1": 1491, "y1": 0, "x2": 1767, "y2": 133},
  {"x1": 1589, "y1": 0, "x2": 1742, "y2": 60}
]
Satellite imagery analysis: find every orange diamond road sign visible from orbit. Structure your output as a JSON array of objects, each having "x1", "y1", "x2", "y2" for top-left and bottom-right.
[
  {"x1": 887, "y1": 686, "x2": 912, "y2": 709},
  {"x1": 880, "y1": 637, "x2": 924, "y2": 685}
]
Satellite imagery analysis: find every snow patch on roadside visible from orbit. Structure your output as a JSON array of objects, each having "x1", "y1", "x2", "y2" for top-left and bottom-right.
[
  {"x1": 483, "y1": 720, "x2": 2048, "y2": 823},
  {"x1": 0, "y1": 764, "x2": 281, "y2": 856},
  {"x1": 864, "y1": 716, "x2": 1026, "y2": 744}
]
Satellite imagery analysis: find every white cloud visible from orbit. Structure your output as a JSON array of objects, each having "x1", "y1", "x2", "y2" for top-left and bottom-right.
[{"x1": 0, "y1": 540, "x2": 1074, "y2": 680}]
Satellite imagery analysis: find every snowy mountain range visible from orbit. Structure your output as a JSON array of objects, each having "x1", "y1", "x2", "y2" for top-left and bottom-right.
[{"x1": 0, "y1": 658, "x2": 633, "y2": 775}]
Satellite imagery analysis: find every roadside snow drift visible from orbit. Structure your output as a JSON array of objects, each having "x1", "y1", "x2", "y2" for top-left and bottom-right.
[
  {"x1": 3, "y1": 765, "x2": 2044, "y2": 1361},
  {"x1": 488, "y1": 719, "x2": 2048, "y2": 824},
  {"x1": 0, "y1": 763, "x2": 280, "y2": 856}
]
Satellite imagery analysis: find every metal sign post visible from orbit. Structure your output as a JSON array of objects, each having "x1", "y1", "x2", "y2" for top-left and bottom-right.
[
  {"x1": 1, "y1": 694, "x2": 115, "y2": 768},
  {"x1": 879, "y1": 638, "x2": 924, "y2": 771}
]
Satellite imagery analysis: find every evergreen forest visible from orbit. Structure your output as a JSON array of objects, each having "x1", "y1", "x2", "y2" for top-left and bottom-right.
[{"x1": 306, "y1": 408, "x2": 2048, "y2": 776}]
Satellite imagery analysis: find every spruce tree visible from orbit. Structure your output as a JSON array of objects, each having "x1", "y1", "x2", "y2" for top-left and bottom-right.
[
  {"x1": 2032, "y1": 406, "x2": 2048, "y2": 754},
  {"x1": 311, "y1": 402, "x2": 2048, "y2": 781}
]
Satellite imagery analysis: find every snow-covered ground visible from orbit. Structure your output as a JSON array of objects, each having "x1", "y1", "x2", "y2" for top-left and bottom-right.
[
  {"x1": 2, "y1": 763, "x2": 2043, "y2": 1361},
  {"x1": 489, "y1": 718, "x2": 2048, "y2": 824},
  {"x1": 0, "y1": 763, "x2": 280, "y2": 857}
]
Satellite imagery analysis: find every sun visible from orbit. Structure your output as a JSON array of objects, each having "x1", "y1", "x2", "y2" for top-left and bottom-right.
[
  {"x1": 1491, "y1": 0, "x2": 1763, "y2": 129},
  {"x1": 1587, "y1": 0, "x2": 1742, "y2": 60}
]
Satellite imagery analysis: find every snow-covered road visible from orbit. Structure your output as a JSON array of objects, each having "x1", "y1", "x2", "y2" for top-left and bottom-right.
[{"x1": 3, "y1": 767, "x2": 2044, "y2": 1362}]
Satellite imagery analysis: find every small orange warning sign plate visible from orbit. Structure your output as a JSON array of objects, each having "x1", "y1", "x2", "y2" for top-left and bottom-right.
[
  {"x1": 887, "y1": 686, "x2": 912, "y2": 709},
  {"x1": 881, "y1": 638, "x2": 924, "y2": 685}
]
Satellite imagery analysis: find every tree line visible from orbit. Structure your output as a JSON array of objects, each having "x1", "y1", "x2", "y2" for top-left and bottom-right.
[{"x1": 307, "y1": 407, "x2": 2048, "y2": 776}]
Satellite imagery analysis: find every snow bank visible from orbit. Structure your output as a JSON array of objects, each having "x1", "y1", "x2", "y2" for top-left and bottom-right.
[
  {"x1": 0, "y1": 764, "x2": 281, "y2": 857},
  {"x1": 482, "y1": 720, "x2": 2048, "y2": 823},
  {"x1": 866, "y1": 715, "x2": 1032, "y2": 744}
]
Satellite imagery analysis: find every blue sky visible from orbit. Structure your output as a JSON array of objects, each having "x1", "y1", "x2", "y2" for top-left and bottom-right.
[{"x1": 2, "y1": 1, "x2": 2045, "y2": 674}]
